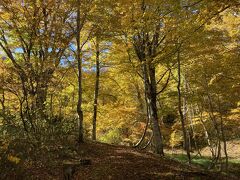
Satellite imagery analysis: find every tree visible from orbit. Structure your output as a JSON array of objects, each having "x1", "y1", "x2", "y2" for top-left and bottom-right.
[
  {"x1": 0, "y1": 0, "x2": 74, "y2": 131},
  {"x1": 92, "y1": 36, "x2": 100, "y2": 140},
  {"x1": 176, "y1": 45, "x2": 191, "y2": 163},
  {"x1": 74, "y1": 0, "x2": 94, "y2": 142}
]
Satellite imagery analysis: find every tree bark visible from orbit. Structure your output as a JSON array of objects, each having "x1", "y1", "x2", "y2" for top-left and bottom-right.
[
  {"x1": 76, "y1": 0, "x2": 84, "y2": 143},
  {"x1": 92, "y1": 37, "x2": 100, "y2": 141},
  {"x1": 143, "y1": 62, "x2": 164, "y2": 155},
  {"x1": 177, "y1": 48, "x2": 191, "y2": 163}
]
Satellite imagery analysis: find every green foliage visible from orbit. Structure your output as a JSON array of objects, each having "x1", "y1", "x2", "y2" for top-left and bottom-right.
[
  {"x1": 99, "y1": 129, "x2": 121, "y2": 144},
  {"x1": 168, "y1": 154, "x2": 212, "y2": 167}
]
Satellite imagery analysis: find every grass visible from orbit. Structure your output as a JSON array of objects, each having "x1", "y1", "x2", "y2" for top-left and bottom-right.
[
  {"x1": 167, "y1": 153, "x2": 240, "y2": 177},
  {"x1": 166, "y1": 153, "x2": 212, "y2": 168},
  {"x1": 228, "y1": 159, "x2": 240, "y2": 164}
]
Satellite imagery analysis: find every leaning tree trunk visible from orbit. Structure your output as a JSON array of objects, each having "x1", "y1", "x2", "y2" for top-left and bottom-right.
[{"x1": 92, "y1": 37, "x2": 100, "y2": 141}]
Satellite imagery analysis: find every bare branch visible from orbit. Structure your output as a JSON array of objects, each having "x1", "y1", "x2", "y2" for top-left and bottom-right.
[{"x1": 157, "y1": 70, "x2": 171, "y2": 95}]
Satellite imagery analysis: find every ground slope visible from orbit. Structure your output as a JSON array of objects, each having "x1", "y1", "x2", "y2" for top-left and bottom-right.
[{"x1": 0, "y1": 141, "x2": 237, "y2": 180}]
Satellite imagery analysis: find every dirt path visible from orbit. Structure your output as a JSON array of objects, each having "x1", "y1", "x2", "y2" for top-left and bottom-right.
[{"x1": 1, "y1": 141, "x2": 237, "y2": 180}]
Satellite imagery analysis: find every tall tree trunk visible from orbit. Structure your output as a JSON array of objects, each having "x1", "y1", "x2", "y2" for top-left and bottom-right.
[
  {"x1": 92, "y1": 37, "x2": 100, "y2": 141},
  {"x1": 76, "y1": 0, "x2": 84, "y2": 143},
  {"x1": 182, "y1": 81, "x2": 190, "y2": 151},
  {"x1": 143, "y1": 62, "x2": 164, "y2": 155},
  {"x1": 131, "y1": 1, "x2": 164, "y2": 154},
  {"x1": 177, "y1": 48, "x2": 191, "y2": 163}
]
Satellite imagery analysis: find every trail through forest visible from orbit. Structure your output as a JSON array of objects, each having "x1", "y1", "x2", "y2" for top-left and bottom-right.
[
  {"x1": 0, "y1": 141, "x2": 238, "y2": 180},
  {"x1": 0, "y1": 1, "x2": 239, "y2": 179}
]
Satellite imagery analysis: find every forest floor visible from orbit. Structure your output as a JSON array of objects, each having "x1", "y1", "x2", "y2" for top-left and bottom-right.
[
  {"x1": 165, "y1": 139, "x2": 240, "y2": 178},
  {"x1": 166, "y1": 139, "x2": 240, "y2": 160},
  {"x1": 0, "y1": 140, "x2": 239, "y2": 180}
]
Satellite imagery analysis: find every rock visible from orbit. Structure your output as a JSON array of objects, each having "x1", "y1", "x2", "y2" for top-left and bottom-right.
[{"x1": 80, "y1": 159, "x2": 91, "y2": 166}]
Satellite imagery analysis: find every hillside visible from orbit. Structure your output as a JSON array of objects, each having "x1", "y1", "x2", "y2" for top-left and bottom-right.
[
  {"x1": 0, "y1": 141, "x2": 237, "y2": 180},
  {"x1": 0, "y1": 1, "x2": 239, "y2": 179}
]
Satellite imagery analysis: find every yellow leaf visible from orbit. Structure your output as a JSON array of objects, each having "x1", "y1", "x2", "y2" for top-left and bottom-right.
[{"x1": 7, "y1": 155, "x2": 21, "y2": 164}]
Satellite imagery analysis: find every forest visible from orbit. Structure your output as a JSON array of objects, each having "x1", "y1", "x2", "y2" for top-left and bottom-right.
[{"x1": 0, "y1": 0, "x2": 239, "y2": 179}]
